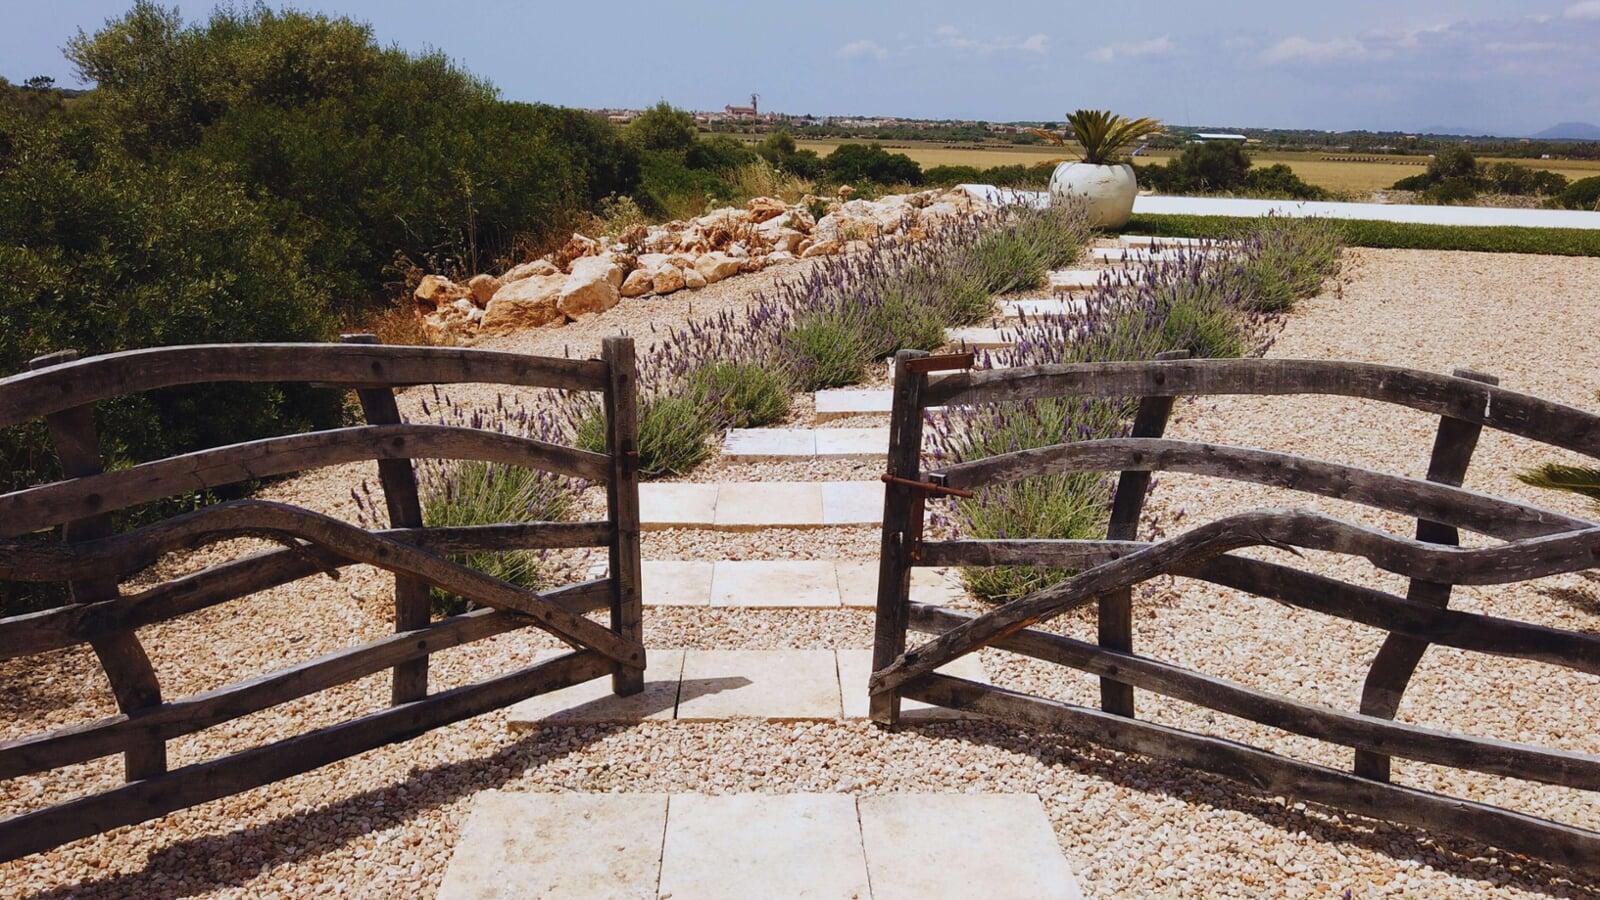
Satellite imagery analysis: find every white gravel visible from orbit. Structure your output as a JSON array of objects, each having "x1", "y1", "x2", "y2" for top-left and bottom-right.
[{"x1": 3, "y1": 247, "x2": 1599, "y2": 897}]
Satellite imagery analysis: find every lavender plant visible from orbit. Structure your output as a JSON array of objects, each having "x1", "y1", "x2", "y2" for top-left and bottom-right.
[{"x1": 354, "y1": 386, "x2": 582, "y2": 615}]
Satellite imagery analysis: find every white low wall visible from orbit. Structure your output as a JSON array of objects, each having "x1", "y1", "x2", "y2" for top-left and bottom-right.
[{"x1": 959, "y1": 185, "x2": 1600, "y2": 231}]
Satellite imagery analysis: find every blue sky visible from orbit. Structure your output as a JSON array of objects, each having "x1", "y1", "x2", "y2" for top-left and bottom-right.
[{"x1": 4, "y1": 0, "x2": 1598, "y2": 134}]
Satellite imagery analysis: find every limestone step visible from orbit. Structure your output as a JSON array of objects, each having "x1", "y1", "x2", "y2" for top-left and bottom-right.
[
  {"x1": 638, "y1": 480, "x2": 883, "y2": 529},
  {"x1": 1090, "y1": 246, "x2": 1179, "y2": 264},
  {"x1": 505, "y1": 647, "x2": 988, "y2": 727},
  {"x1": 945, "y1": 325, "x2": 1018, "y2": 351},
  {"x1": 595, "y1": 559, "x2": 963, "y2": 608},
  {"x1": 998, "y1": 297, "x2": 1087, "y2": 319},
  {"x1": 440, "y1": 791, "x2": 1082, "y2": 900},
  {"x1": 1119, "y1": 234, "x2": 1209, "y2": 247},
  {"x1": 1047, "y1": 268, "x2": 1107, "y2": 289},
  {"x1": 722, "y1": 426, "x2": 888, "y2": 460},
  {"x1": 814, "y1": 388, "x2": 893, "y2": 420}
]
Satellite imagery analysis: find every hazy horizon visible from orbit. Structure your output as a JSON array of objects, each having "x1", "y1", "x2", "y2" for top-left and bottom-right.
[{"x1": 5, "y1": 0, "x2": 1598, "y2": 136}]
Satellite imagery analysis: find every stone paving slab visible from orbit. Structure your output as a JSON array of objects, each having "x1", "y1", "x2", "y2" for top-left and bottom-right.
[
  {"x1": 859, "y1": 794, "x2": 1083, "y2": 900},
  {"x1": 834, "y1": 561, "x2": 964, "y2": 608},
  {"x1": 1090, "y1": 246, "x2": 1179, "y2": 263},
  {"x1": 637, "y1": 482, "x2": 718, "y2": 529},
  {"x1": 821, "y1": 480, "x2": 884, "y2": 525},
  {"x1": 999, "y1": 297, "x2": 1087, "y2": 318},
  {"x1": 814, "y1": 387, "x2": 894, "y2": 419},
  {"x1": 506, "y1": 650, "x2": 686, "y2": 727},
  {"x1": 640, "y1": 560, "x2": 714, "y2": 606},
  {"x1": 710, "y1": 560, "x2": 840, "y2": 607},
  {"x1": 658, "y1": 794, "x2": 872, "y2": 900},
  {"x1": 945, "y1": 326, "x2": 1018, "y2": 350},
  {"x1": 676, "y1": 649, "x2": 842, "y2": 721},
  {"x1": 711, "y1": 481, "x2": 823, "y2": 528},
  {"x1": 836, "y1": 649, "x2": 989, "y2": 722},
  {"x1": 722, "y1": 426, "x2": 888, "y2": 460},
  {"x1": 437, "y1": 791, "x2": 669, "y2": 900},
  {"x1": 1048, "y1": 268, "x2": 1107, "y2": 289}
]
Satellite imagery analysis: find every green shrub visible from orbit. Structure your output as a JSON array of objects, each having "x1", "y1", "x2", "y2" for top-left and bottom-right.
[
  {"x1": 956, "y1": 473, "x2": 1113, "y2": 602},
  {"x1": 923, "y1": 165, "x2": 983, "y2": 186},
  {"x1": 690, "y1": 361, "x2": 791, "y2": 428},
  {"x1": 755, "y1": 130, "x2": 824, "y2": 179},
  {"x1": 1152, "y1": 278, "x2": 1246, "y2": 359},
  {"x1": 575, "y1": 392, "x2": 717, "y2": 478},
  {"x1": 783, "y1": 313, "x2": 868, "y2": 390},
  {"x1": 1242, "y1": 164, "x2": 1326, "y2": 200},
  {"x1": 1559, "y1": 176, "x2": 1600, "y2": 211},
  {"x1": 419, "y1": 460, "x2": 574, "y2": 615},
  {"x1": 863, "y1": 286, "x2": 948, "y2": 357},
  {"x1": 822, "y1": 143, "x2": 923, "y2": 186},
  {"x1": 1421, "y1": 177, "x2": 1480, "y2": 204},
  {"x1": 965, "y1": 230, "x2": 1049, "y2": 294}
]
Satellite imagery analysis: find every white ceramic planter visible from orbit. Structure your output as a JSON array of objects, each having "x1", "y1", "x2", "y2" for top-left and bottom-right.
[{"x1": 1049, "y1": 161, "x2": 1137, "y2": 228}]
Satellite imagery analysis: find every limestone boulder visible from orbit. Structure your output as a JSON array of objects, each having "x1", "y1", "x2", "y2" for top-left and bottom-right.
[
  {"x1": 413, "y1": 274, "x2": 469, "y2": 309},
  {"x1": 694, "y1": 253, "x2": 742, "y2": 284},
  {"x1": 682, "y1": 267, "x2": 708, "y2": 289},
  {"x1": 557, "y1": 256, "x2": 622, "y2": 318},
  {"x1": 466, "y1": 274, "x2": 502, "y2": 307},
  {"x1": 745, "y1": 196, "x2": 788, "y2": 222},
  {"x1": 620, "y1": 268, "x2": 654, "y2": 297},
  {"x1": 653, "y1": 265, "x2": 686, "y2": 294},
  {"x1": 801, "y1": 239, "x2": 841, "y2": 258},
  {"x1": 552, "y1": 233, "x2": 600, "y2": 271},
  {"x1": 482, "y1": 294, "x2": 563, "y2": 331},
  {"x1": 502, "y1": 258, "x2": 560, "y2": 281},
  {"x1": 491, "y1": 273, "x2": 563, "y2": 305}
]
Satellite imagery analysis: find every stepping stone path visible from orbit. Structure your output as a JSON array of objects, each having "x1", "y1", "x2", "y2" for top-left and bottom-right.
[
  {"x1": 723, "y1": 426, "x2": 888, "y2": 460},
  {"x1": 507, "y1": 647, "x2": 989, "y2": 725},
  {"x1": 616, "y1": 559, "x2": 963, "y2": 608},
  {"x1": 999, "y1": 296, "x2": 1087, "y2": 318},
  {"x1": 945, "y1": 325, "x2": 1019, "y2": 351},
  {"x1": 440, "y1": 792, "x2": 1082, "y2": 899},
  {"x1": 638, "y1": 481, "x2": 883, "y2": 529},
  {"x1": 1048, "y1": 268, "x2": 1105, "y2": 289}
]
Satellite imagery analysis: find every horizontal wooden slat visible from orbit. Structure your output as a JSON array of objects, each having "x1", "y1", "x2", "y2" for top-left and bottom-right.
[
  {"x1": 905, "y1": 675, "x2": 1600, "y2": 878},
  {"x1": 934, "y1": 438, "x2": 1590, "y2": 540},
  {"x1": 922, "y1": 359, "x2": 1600, "y2": 458},
  {"x1": 0, "y1": 343, "x2": 610, "y2": 429},
  {"x1": 0, "y1": 522, "x2": 613, "y2": 659},
  {"x1": 907, "y1": 603, "x2": 1600, "y2": 790},
  {"x1": 0, "y1": 425, "x2": 610, "y2": 536},
  {"x1": 0, "y1": 649, "x2": 611, "y2": 863},
  {"x1": 918, "y1": 538, "x2": 1600, "y2": 676},
  {"x1": 0, "y1": 500, "x2": 641, "y2": 667},
  {"x1": 875, "y1": 511, "x2": 1600, "y2": 694}
]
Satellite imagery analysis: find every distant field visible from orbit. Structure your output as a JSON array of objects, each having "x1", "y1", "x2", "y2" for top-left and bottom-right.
[{"x1": 759, "y1": 138, "x2": 1600, "y2": 195}]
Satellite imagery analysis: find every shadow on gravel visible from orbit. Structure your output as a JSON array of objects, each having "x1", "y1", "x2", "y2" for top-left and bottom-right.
[
  {"x1": 902, "y1": 718, "x2": 1600, "y2": 899},
  {"x1": 19, "y1": 677, "x2": 751, "y2": 900}
]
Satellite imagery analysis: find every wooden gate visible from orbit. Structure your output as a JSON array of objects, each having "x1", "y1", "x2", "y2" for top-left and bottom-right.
[
  {"x1": 870, "y1": 351, "x2": 1600, "y2": 876},
  {"x1": 0, "y1": 336, "x2": 644, "y2": 861}
]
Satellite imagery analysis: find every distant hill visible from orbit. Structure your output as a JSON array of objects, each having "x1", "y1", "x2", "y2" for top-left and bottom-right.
[
  {"x1": 1421, "y1": 126, "x2": 1493, "y2": 138},
  {"x1": 1530, "y1": 122, "x2": 1600, "y2": 141}
]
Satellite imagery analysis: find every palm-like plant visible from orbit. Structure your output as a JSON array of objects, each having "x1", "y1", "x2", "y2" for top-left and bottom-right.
[
  {"x1": 1518, "y1": 390, "x2": 1600, "y2": 512},
  {"x1": 1030, "y1": 110, "x2": 1161, "y2": 165}
]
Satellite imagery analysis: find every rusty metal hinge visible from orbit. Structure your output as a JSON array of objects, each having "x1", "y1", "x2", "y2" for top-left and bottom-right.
[
  {"x1": 879, "y1": 473, "x2": 975, "y2": 499},
  {"x1": 901, "y1": 352, "x2": 975, "y2": 375}
]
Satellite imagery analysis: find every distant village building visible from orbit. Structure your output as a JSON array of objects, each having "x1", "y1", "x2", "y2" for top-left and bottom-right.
[
  {"x1": 1191, "y1": 132, "x2": 1249, "y2": 143},
  {"x1": 724, "y1": 94, "x2": 760, "y2": 119}
]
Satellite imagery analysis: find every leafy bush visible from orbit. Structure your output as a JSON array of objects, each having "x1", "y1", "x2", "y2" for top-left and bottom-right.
[
  {"x1": 1422, "y1": 177, "x2": 1480, "y2": 204},
  {"x1": 923, "y1": 165, "x2": 983, "y2": 186},
  {"x1": 823, "y1": 143, "x2": 924, "y2": 186},
  {"x1": 1140, "y1": 143, "x2": 1325, "y2": 199},
  {"x1": 67, "y1": 4, "x2": 631, "y2": 306},
  {"x1": 690, "y1": 361, "x2": 792, "y2": 428},
  {"x1": 1483, "y1": 162, "x2": 1567, "y2": 197},
  {"x1": 1558, "y1": 176, "x2": 1600, "y2": 211},
  {"x1": 575, "y1": 391, "x2": 717, "y2": 478},
  {"x1": 783, "y1": 313, "x2": 869, "y2": 390},
  {"x1": 755, "y1": 130, "x2": 825, "y2": 180},
  {"x1": 1242, "y1": 163, "x2": 1326, "y2": 200}
]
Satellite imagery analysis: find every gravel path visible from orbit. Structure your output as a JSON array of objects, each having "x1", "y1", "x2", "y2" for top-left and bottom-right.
[{"x1": 4, "y1": 247, "x2": 1600, "y2": 897}]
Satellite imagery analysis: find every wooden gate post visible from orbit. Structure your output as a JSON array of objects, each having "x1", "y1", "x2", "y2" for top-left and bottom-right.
[
  {"x1": 1354, "y1": 367, "x2": 1498, "y2": 781},
  {"x1": 870, "y1": 348, "x2": 930, "y2": 725},
  {"x1": 601, "y1": 336, "x2": 645, "y2": 696},
  {"x1": 342, "y1": 333, "x2": 430, "y2": 704},
  {"x1": 27, "y1": 350, "x2": 167, "y2": 780},
  {"x1": 1098, "y1": 349, "x2": 1189, "y2": 717}
]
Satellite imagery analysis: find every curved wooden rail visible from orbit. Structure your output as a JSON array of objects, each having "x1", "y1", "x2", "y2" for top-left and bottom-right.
[
  {"x1": 922, "y1": 359, "x2": 1600, "y2": 458},
  {"x1": 872, "y1": 509, "x2": 1600, "y2": 694},
  {"x1": 918, "y1": 539, "x2": 1600, "y2": 676},
  {"x1": 908, "y1": 602, "x2": 1600, "y2": 791},
  {"x1": 0, "y1": 425, "x2": 609, "y2": 537},
  {"x1": 933, "y1": 437, "x2": 1591, "y2": 541},
  {"x1": 0, "y1": 499, "x2": 640, "y2": 666},
  {"x1": 0, "y1": 520, "x2": 614, "y2": 659},
  {"x1": 0, "y1": 343, "x2": 610, "y2": 429}
]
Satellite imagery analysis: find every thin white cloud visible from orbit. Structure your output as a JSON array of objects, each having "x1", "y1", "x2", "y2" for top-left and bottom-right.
[
  {"x1": 1260, "y1": 36, "x2": 1367, "y2": 65},
  {"x1": 1087, "y1": 35, "x2": 1175, "y2": 63},
  {"x1": 835, "y1": 39, "x2": 887, "y2": 61},
  {"x1": 1019, "y1": 33, "x2": 1049, "y2": 54},
  {"x1": 1566, "y1": 1, "x2": 1600, "y2": 19},
  {"x1": 927, "y1": 25, "x2": 1050, "y2": 55}
]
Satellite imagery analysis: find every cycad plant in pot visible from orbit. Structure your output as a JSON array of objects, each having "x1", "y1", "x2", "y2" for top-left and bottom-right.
[{"x1": 1032, "y1": 110, "x2": 1160, "y2": 228}]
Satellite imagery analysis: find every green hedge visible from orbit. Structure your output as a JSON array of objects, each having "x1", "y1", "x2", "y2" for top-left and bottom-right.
[{"x1": 1123, "y1": 214, "x2": 1600, "y2": 257}]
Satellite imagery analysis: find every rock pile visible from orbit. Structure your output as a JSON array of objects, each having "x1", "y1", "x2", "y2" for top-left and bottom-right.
[{"x1": 413, "y1": 188, "x2": 985, "y2": 339}]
